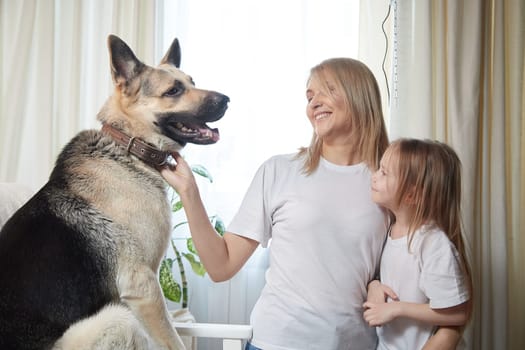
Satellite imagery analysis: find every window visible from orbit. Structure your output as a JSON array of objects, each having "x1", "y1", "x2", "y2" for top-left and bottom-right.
[
  {"x1": 157, "y1": 0, "x2": 360, "y2": 224},
  {"x1": 156, "y1": 2, "x2": 362, "y2": 347}
]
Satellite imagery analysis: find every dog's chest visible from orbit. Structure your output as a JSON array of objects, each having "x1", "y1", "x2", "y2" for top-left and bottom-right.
[
  {"x1": 91, "y1": 169, "x2": 172, "y2": 259},
  {"x1": 62, "y1": 133, "x2": 173, "y2": 262}
]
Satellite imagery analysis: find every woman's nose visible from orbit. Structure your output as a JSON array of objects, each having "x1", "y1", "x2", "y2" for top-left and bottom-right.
[{"x1": 310, "y1": 94, "x2": 323, "y2": 108}]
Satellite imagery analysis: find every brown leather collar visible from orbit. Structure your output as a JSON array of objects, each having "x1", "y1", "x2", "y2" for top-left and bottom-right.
[{"x1": 101, "y1": 123, "x2": 176, "y2": 168}]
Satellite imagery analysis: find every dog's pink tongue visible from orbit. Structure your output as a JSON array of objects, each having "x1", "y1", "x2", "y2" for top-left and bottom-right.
[{"x1": 201, "y1": 127, "x2": 220, "y2": 142}]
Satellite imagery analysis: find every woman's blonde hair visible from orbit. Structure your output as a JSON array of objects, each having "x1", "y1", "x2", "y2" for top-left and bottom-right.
[
  {"x1": 388, "y1": 138, "x2": 473, "y2": 319},
  {"x1": 297, "y1": 58, "x2": 389, "y2": 174}
]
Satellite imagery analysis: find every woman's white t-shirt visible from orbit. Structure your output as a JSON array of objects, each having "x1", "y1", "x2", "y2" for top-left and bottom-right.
[
  {"x1": 377, "y1": 225, "x2": 470, "y2": 350},
  {"x1": 228, "y1": 154, "x2": 388, "y2": 350}
]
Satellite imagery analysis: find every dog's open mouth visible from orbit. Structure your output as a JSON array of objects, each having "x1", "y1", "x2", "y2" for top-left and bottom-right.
[
  {"x1": 157, "y1": 91, "x2": 229, "y2": 146},
  {"x1": 157, "y1": 113, "x2": 221, "y2": 146},
  {"x1": 168, "y1": 120, "x2": 219, "y2": 145}
]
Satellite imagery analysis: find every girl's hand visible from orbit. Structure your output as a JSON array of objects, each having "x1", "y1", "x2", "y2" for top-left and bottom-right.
[
  {"x1": 364, "y1": 281, "x2": 399, "y2": 327},
  {"x1": 366, "y1": 280, "x2": 398, "y2": 303},
  {"x1": 362, "y1": 300, "x2": 401, "y2": 327}
]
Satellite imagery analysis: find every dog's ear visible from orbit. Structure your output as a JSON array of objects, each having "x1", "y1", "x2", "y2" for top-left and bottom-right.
[
  {"x1": 160, "y1": 38, "x2": 181, "y2": 68},
  {"x1": 107, "y1": 35, "x2": 145, "y2": 86}
]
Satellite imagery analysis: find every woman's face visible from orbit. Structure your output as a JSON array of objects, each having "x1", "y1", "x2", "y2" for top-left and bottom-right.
[{"x1": 306, "y1": 73, "x2": 351, "y2": 144}]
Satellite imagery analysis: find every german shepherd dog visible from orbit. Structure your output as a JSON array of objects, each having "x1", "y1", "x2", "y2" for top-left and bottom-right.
[{"x1": 0, "y1": 35, "x2": 228, "y2": 350}]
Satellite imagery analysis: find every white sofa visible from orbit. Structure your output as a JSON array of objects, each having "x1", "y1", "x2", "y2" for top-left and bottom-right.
[{"x1": 0, "y1": 182, "x2": 34, "y2": 227}]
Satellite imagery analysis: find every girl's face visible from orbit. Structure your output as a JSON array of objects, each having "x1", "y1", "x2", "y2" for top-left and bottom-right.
[
  {"x1": 305, "y1": 74, "x2": 350, "y2": 144},
  {"x1": 371, "y1": 148, "x2": 400, "y2": 211}
]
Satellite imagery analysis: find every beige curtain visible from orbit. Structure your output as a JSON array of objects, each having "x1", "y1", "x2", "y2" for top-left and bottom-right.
[
  {"x1": 389, "y1": 0, "x2": 524, "y2": 349},
  {"x1": 0, "y1": 0, "x2": 156, "y2": 190}
]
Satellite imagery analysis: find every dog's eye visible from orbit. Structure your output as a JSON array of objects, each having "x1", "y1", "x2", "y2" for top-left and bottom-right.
[
  {"x1": 163, "y1": 81, "x2": 185, "y2": 97},
  {"x1": 163, "y1": 87, "x2": 182, "y2": 97}
]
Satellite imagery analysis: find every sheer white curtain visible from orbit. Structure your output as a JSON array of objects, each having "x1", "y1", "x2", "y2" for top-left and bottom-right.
[
  {"x1": 388, "y1": 0, "x2": 525, "y2": 349},
  {"x1": 0, "y1": 0, "x2": 156, "y2": 191}
]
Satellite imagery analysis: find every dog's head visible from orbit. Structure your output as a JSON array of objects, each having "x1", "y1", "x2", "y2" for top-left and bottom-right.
[{"x1": 97, "y1": 35, "x2": 229, "y2": 151}]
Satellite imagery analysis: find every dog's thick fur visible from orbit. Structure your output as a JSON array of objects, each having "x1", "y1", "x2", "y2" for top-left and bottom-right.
[{"x1": 0, "y1": 35, "x2": 228, "y2": 350}]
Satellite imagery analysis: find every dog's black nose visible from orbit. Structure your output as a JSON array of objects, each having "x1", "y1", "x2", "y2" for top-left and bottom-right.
[
  {"x1": 203, "y1": 92, "x2": 229, "y2": 122},
  {"x1": 216, "y1": 93, "x2": 230, "y2": 105}
]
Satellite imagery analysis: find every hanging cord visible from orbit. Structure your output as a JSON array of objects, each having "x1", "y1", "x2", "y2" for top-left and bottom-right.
[{"x1": 381, "y1": 3, "x2": 392, "y2": 104}]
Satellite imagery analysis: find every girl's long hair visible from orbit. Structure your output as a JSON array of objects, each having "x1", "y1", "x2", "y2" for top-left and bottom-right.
[
  {"x1": 389, "y1": 138, "x2": 473, "y2": 319},
  {"x1": 297, "y1": 58, "x2": 389, "y2": 174}
]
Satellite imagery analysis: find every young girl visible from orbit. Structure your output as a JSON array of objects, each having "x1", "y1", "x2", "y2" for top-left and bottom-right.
[{"x1": 363, "y1": 138, "x2": 473, "y2": 350}]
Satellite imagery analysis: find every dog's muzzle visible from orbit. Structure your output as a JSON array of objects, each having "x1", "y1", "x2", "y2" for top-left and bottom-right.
[{"x1": 158, "y1": 93, "x2": 230, "y2": 146}]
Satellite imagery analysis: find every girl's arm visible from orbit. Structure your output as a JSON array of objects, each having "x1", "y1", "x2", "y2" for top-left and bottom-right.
[
  {"x1": 364, "y1": 283, "x2": 464, "y2": 349},
  {"x1": 363, "y1": 300, "x2": 469, "y2": 327},
  {"x1": 422, "y1": 326, "x2": 462, "y2": 350}
]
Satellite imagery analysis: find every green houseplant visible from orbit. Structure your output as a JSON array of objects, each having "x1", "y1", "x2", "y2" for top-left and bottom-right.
[{"x1": 159, "y1": 164, "x2": 225, "y2": 309}]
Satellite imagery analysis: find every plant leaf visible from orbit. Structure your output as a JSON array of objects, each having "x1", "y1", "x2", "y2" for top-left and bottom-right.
[
  {"x1": 186, "y1": 238, "x2": 197, "y2": 255},
  {"x1": 172, "y1": 200, "x2": 184, "y2": 213},
  {"x1": 159, "y1": 258, "x2": 182, "y2": 302},
  {"x1": 182, "y1": 253, "x2": 206, "y2": 276},
  {"x1": 214, "y1": 216, "x2": 225, "y2": 236},
  {"x1": 191, "y1": 165, "x2": 213, "y2": 183}
]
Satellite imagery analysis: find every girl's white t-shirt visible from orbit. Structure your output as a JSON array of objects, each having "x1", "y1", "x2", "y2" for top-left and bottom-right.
[
  {"x1": 228, "y1": 154, "x2": 388, "y2": 350},
  {"x1": 377, "y1": 225, "x2": 470, "y2": 350}
]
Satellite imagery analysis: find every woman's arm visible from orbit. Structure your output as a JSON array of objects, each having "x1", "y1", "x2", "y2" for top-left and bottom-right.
[
  {"x1": 160, "y1": 153, "x2": 258, "y2": 282},
  {"x1": 363, "y1": 300, "x2": 469, "y2": 327}
]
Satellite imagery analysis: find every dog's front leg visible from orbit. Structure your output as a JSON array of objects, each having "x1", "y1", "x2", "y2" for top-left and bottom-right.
[{"x1": 118, "y1": 266, "x2": 186, "y2": 350}]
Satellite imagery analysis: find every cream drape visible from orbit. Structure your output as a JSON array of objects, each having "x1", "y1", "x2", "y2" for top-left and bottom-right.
[
  {"x1": 0, "y1": 0, "x2": 156, "y2": 191},
  {"x1": 389, "y1": 0, "x2": 524, "y2": 349},
  {"x1": 504, "y1": 2, "x2": 525, "y2": 349}
]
